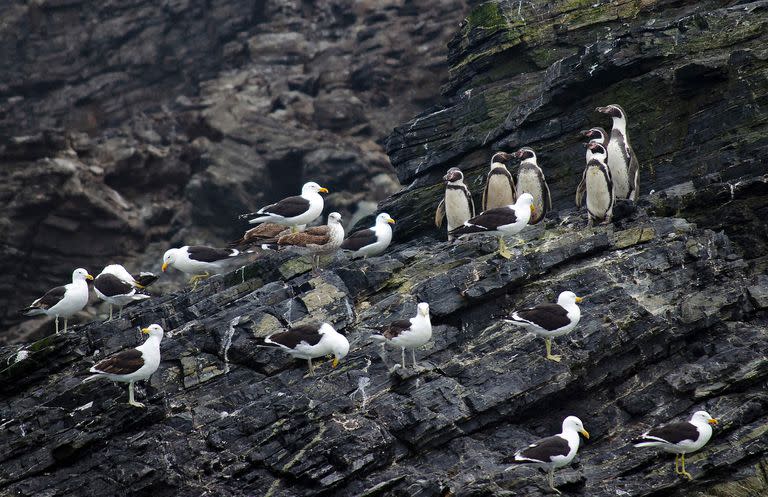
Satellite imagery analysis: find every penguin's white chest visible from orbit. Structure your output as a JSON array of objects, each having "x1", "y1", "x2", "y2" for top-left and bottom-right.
[
  {"x1": 445, "y1": 189, "x2": 472, "y2": 231},
  {"x1": 517, "y1": 171, "x2": 544, "y2": 217},
  {"x1": 585, "y1": 167, "x2": 612, "y2": 218},
  {"x1": 485, "y1": 175, "x2": 515, "y2": 210},
  {"x1": 607, "y1": 140, "x2": 630, "y2": 199}
]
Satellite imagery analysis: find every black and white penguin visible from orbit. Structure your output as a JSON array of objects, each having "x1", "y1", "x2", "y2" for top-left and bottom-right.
[
  {"x1": 575, "y1": 127, "x2": 609, "y2": 208},
  {"x1": 435, "y1": 167, "x2": 475, "y2": 241},
  {"x1": 514, "y1": 147, "x2": 551, "y2": 225},
  {"x1": 482, "y1": 151, "x2": 517, "y2": 211},
  {"x1": 596, "y1": 104, "x2": 639, "y2": 201},
  {"x1": 578, "y1": 142, "x2": 614, "y2": 226}
]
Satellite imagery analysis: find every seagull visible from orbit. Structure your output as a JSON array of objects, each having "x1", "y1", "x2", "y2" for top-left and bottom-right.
[
  {"x1": 633, "y1": 410, "x2": 718, "y2": 479},
  {"x1": 94, "y1": 265, "x2": 151, "y2": 321},
  {"x1": 371, "y1": 302, "x2": 432, "y2": 368},
  {"x1": 162, "y1": 245, "x2": 247, "y2": 289},
  {"x1": 506, "y1": 416, "x2": 590, "y2": 495},
  {"x1": 264, "y1": 322, "x2": 350, "y2": 375},
  {"x1": 340, "y1": 212, "x2": 395, "y2": 258},
  {"x1": 449, "y1": 193, "x2": 535, "y2": 259},
  {"x1": 504, "y1": 291, "x2": 583, "y2": 362},
  {"x1": 83, "y1": 324, "x2": 164, "y2": 408},
  {"x1": 19, "y1": 268, "x2": 93, "y2": 334},
  {"x1": 243, "y1": 181, "x2": 328, "y2": 231},
  {"x1": 272, "y1": 212, "x2": 345, "y2": 270}
]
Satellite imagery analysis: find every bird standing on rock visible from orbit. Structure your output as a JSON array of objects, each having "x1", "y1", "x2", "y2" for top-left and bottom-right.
[
  {"x1": 341, "y1": 212, "x2": 395, "y2": 258},
  {"x1": 515, "y1": 147, "x2": 551, "y2": 225},
  {"x1": 504, "y1": 291, "x2": 583, "y2": 362},
  {"x1": 162, "y1": 245, "x2": 247, "y2": 289},
  {"x1": 450, "y1": 193, "x2": 534, "y2": 259},
  {"x1": 243, "y1": 181, "x2": 328, "y2": 232},
  {"x1": 83, "y1": 324, "x2": 164, "y2": 408},
  {"x1": 94, "y1": 264, "x2": 151, "y2": 321},
  {"x1": 577, "y1": 142, "x2": 614, "y2": 226},
  {"x1": 506, "y1": 416, "x2": 590, "y2": 495},
  {"x1": 371, "y1": 302, "x2": 432, "y2": 369},
  {"x1": 482, "y1": 151, "x2": 517, "y2": 211},
  {"x1": 20, "y1": 268, "x2": 93, "y2": 334},
  {"x1": 435, "y1": 167, "x2": 475, "y2": 241},
  {"x1": 633, "y1": 410, "x2": 718, "y2": 480},
  {"x1": 264, "y1": 322, "x2": 349, "y2": 375},
  {"x1": 596, "y1": 104, "x2": 639, "y2": 202},
  {"x1": 271, "y1": 212, "x2": 345, "y2": 270}
]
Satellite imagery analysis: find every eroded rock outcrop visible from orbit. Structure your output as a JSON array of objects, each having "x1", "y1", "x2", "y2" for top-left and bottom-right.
[{"x1": 2, "y1": 206, "x2": 767, "y2": 496}]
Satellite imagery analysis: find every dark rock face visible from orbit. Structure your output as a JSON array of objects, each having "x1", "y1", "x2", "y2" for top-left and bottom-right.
[
  {"x1": 2, "y1": 208, "x2": 768, "y2": 496},
  {"x1": 0, "y1": 0, "x2": 469, "y2": 341}
]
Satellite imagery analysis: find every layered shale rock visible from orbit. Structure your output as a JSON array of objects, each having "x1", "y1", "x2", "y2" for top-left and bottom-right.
[{"x1": 1, "y1": 207, "x2": 767, "y2": 496}]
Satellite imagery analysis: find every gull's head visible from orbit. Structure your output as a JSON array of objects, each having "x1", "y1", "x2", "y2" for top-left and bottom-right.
[
  {"x1": 443, "y1": 167, "x2": 464, "y2": 183},
  {"x1": 563, "y1": 415, "x2": 590, "y2": 439},
  {"x1": 321, "y1": 323, "x2": 349, "y2": 367},
  {"x1": 516, "y1": 193, "x2": 535, "y2": 215},
  {"x1": 558, "y1": 291, "x2": 584, "y2": 306},
  {"x1": 141, "y1": 324, "x2": 165, "y2": 340},
  {"x1": 514, "y1": 147, "x2": 537, "y2": 162},
  {"x1": 377, "y1": 212, "x2": 396, "y2": 225},
  {"x1": 596, "y1": 104, "x2": 627, "y2": 121},
  {"x1": 417, "y1": 302, "x2": 430, "y2": 318},
  {"x1": 303, "y1": 182, "x2": 329, "y2": 195},
  {"x1": 73, "y1": 268, "x2": 94, "y2": 281},
  {"x1": 328, "y1": 212, "x2": 342, "y2": 225},
  {"x1": 162, "y1": 248, "x2": 180, "y2": 272},
  {"x1": 692, "y1": 410, "x2": 718, "y2": 426}
]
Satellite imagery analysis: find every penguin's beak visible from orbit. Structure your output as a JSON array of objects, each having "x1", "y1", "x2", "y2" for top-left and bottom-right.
[
  {"x1": 86, "y1": 274, "x2": 94, "y2": 281},
  {"x1": 141, "y1": 327, "x2": 150, "y2": 334},
  {"x1": 595, "y1": 106, "x2": 609, "y2": 114},
  {"x1": 708, "y1": 418, "x2": 718, "y2": 425},
  {"x1": 575, "y1": 296, "x2": 584, "y2": 303},
  {"x1": 387, "y1": 217, "x2": 396, "y2": 224},
  {"x1": 162, "y1": 262, "x2": 169, "y2": 272},
  {"x1": 580, "y1": 429, "x2": 590, "y2": 439},
  {"x1": 332, "y1": 357, "x2": 340, "y2": 368},
  {"x1": 319, "y1": 187, "x2": 329, "y2": 193}
]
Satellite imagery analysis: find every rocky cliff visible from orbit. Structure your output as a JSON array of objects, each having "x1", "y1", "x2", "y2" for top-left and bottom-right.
[
  {"x1": 2, "y1": 0, "x2": 768, "y2": 496},
  {"x1": 0, "y1": 0, "x2": 469, "y2": 342}
]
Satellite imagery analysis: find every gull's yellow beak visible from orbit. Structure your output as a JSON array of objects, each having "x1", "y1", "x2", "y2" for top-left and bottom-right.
[
  {"x1": 580, "y1": 429, "x2": 590, "y2": 439},
  {"x1": 319, "y1": 187, "x2": 329, "y2": 194},
  {"x1": 575, "y1": 296, "x2": 584, "y2": 303},
  {"x1": 141, "y1": 327, "x2": 150, "y2": 334},
  {"x1": 162, "y1": 262, "x2": 169, "y2": 272},
  {"x1": 387, "y1": 217, "x2": 396, "y2": 224},
  {"x1": 530, "y1": 205, "x2": 535, "y2": 213},
  {"x1": 332, "y1": 357, "x2": 339, "y2": 368},
  {"x1": 708, "y1": 418, "x2": 718, "y2": 425},
  {"x1": 86, "y1": 274, "x2": 94, "y2": 281}
]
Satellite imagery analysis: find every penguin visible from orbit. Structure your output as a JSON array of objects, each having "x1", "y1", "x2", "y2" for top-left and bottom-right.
[
  {"x1": 482, "y1": 151, "x2": 517, "y2": 211},
  {"x1": 596, "y1": 104, "x2": 639, "y2": 201},
  {"x1": 575, "y1": 127, "x2": 608, "y2": 208},
  {"x1": 579, "y1": 142, "x2": 614, "y2": 226},
  {"x1": 435, "y1": 167, "x2": 475, "y2": 241},
  {"x1": 514, "y1": 147, "x2": 551, "y2": 224}
]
